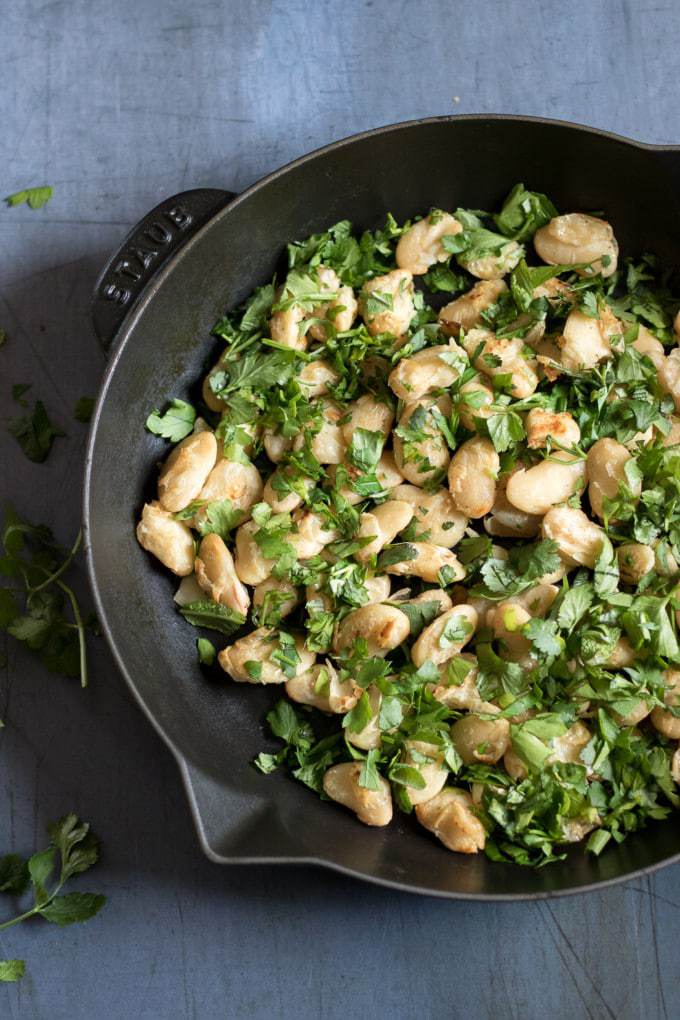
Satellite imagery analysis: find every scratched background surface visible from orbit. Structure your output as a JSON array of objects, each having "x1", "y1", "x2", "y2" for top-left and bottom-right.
[{"x1": 1, "y1": 1, "x2": 680, "y2": 1017}]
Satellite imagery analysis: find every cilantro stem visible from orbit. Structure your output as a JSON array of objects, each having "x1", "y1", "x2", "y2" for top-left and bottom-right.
[
  {"x1": 28, "y1": 530, "x2": 82, "y2": 594},
  {"x1": 55, "y1": 579, "x2": 88, "y2": 687}
]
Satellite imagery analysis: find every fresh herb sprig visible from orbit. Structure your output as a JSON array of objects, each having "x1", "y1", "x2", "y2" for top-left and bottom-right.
[{"x1": 0, "y1": 505, "x2": 94, "y2": 687}]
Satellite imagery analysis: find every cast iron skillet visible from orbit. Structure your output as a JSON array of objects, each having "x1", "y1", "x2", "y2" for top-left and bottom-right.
[{"x1": 84, "y1": 115, "x2": 680, "y2": 899}]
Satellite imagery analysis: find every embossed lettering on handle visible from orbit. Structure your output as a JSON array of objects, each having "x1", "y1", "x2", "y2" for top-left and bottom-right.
[
  {"x1": 92, "y1": 189, "x2": 235, "y2": 353},
  {"x1": 99, "y1": 205, "x2": 192, "y2": 307}
]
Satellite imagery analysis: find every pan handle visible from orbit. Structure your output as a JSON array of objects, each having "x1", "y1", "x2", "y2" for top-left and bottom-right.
[{"x1": 92, "y1": 188, "x2": 236, "y2": 353}]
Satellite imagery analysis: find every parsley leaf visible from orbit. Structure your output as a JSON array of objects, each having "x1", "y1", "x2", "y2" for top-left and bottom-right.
[
  {"x1": 347, "y1": 428, "x2": 385, "y2": 474},
  {"x1": 0, "y1": 960, "x2": 25, "y2": 983},
  {"x1": 179, "y1": 600, "x2": 245, "y2": 636},
  {"x1": 0, "y1": 815, "x2": 105, "y2": 940},
  {"x1": 5, "y1": 186, "x2": 53, "y2": 210},
  {"x1": 145, "y1": 398, "x2": 196, "y2": 442},
  {"x1": 394, "y1": 599, "x2": 442, "y2": 637},
  {"x1": 8, "y1": 400, "x2": 65, "y2": 463},
  {"x1": 195, "y1": 499, "x2": 244, "y2": 539},
  {"x1": 0, "y1": 507, "x2": 92, "y2": 686},
  {"x1": 485, "y1": 410, "x2": 525, "y2": 453},
  {"x1": 196, "y1": 637, "x2": 216, "y2": 666},
  {"x1": 493, "y1": 184, "x2": 557, "y2": 242},
  {"x1": 74, "y1": 397, "x2": 95, "y2": 423}
]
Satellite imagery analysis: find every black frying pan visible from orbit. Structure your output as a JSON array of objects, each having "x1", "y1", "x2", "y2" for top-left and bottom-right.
[{"x1": 84, "y1": 115, "x2": 680, "y2": 899}]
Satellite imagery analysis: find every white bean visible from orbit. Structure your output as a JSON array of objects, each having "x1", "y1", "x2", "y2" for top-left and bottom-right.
[
  {"x1": 633, "y1": 325, "x2": 666, "y2": 370},
  {"x1": 548, "y1": 721, "x2": 592, "y2": 765},
  {"x1": 659, "y1": 348, "x2": 680, "y2": 412},
  {"x1": 263, "y1": 469, "x2": 312, "y2": 514},
  {"x1": 323, "y1": 762, "x2": 393, "y2": 826},
  {"x1": 263, "y1": 430, "x2": 294, "y2": 464},
  {"x1": 617, "y1": 543, "x2": 655, "y2": 585},
  {"x1": 456, "y1": 376, "x2": 494, "y2": 431},
  {"x1": 218, "y1": 627, "x2": 315, "y2": 684},
  {"x1": 355, "y1": 500, "x2": 414, "y2": 562},
  {"x1": 234, "y1": 520, "x2": 274, "y2": 585},
  {"x1": 505, "y1": 455, "x2": 586, "y2": 516},
  {"x1": 393, "y1": 396, "x2": 452, "y2": 486},
  {"x1": 485, "y1": 469, "x2": 542, "y2": 538},
  {"x1": 461, "y1": 328, "x2": 538, "y2": 399},
  {"x1": 557, "y1": 307, "x2": 619, "y2": 371},
  {"x1": 298, "y1": 359, "x2": 341, "y2": 397},
  {"x1": 489, "y1": 601, "x2": 533, "y2": 664},
  {"x1": 333, "y1": 604, "x2": 410, "y2": 657},
  {"x1": 286, "y1": 662, "x2": 359, "y2": 714},
  {"x1": 459, "y1": 240, "x2": 522, "y2": 280},
  {"x1": 651, "y1": 670, "x2": 680, "y2": 739},
  {"x1": 345, "y1": 684, "x2": 383, "y2": 750},
  {"x1": 289, "y1": 511, "x2": 338, "y2": 559},
  {"x1": 411, "y1": 605, "x2": 477, "y2": 668},
  {"x1": 294, "y1": 399, "x2": 345, "y2": 464},
  {"x1": 541, "y1": 506, "x2": 605, "y2": 568},
  {"x1": 430, "y1": 653, "x2": 484, "y2": 710},
  {"x1": 384, "y1": 543, "x2": 466, "y2": 584},
  {"x1": 525, "y1": 408, "x2": 580, "y2": 450},
  {"x1": 391, "y1": 485, "x2": 468, "y2": 548},
  {"x1": 136, "y1": 502, "x2": 195, "y2": 576},
  {"x1": 401, "y1": 740, "x2": 448, "y2": 804},
  {"x1": 448, "y1": 436, "x2": 499, "y2": 518},
  {"x1": 415, "y1": 788, "x2": 486, "y2": 853},
  {"x1": 157, "y1": 431, "x2": 218, "y2": 513},
  {"x1": 307, "y1": 266, "x2": 358, "y2": 341},
  {"x1": 587, "y1": 438, "x2": 639, "y2": 519},
  {"x1": 363, "y1": 574, "x2": 392, "y2": 604},
  {"x1": 396, "y1": 211, "x2": 462, "y2": 275},
  {"x1": 451, "y1": 713, "x2": 510, "y2": 765},
  {"x1": 252, "y1": 577, "x2": 299, "y2": 621},
  {"x1": 534, "y1": 213, "x2": 618, "y2": 277},
  {"x1": 195, "y1": 534, "x2": 250, "y2": 615},
  {"x1": 341, "y1": 393, "x2": 394, "y2": 444},
  {"x1": 360, "y1": 269, "x2": 415, "y2": 338},
  {"x1": 269, "y1": 287, "x2": 307, "y2": 350},
  {"x1": 388, "y1": 344, "x2": 463, "y2": 402},
  {"x1": 439, "y1": 280, "x2": 507, "y2": 336},
  {"x1": 193, "y1": 459, "x2": 263, "y2": 528}
]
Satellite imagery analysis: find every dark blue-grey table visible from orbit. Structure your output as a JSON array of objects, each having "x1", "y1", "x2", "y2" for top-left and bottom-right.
[{"x1": 2, "y1": 2, "x2": 679, "y2": 1017}]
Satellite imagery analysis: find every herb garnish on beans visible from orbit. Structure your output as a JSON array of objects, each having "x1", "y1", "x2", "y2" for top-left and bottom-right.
[{"x1": 138, "y1": 185, "x2": 680, "y2": 866}]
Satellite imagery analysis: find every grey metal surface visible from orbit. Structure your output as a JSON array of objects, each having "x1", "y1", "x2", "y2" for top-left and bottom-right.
[{"x1": 1, "y1": 0, "x2": 679, "y2": 1016}]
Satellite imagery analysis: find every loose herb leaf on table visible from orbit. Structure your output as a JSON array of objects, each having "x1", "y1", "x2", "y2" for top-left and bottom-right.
[
  {"x1": 0, "y1": 504, "x2": 94, "y2": 687},
  {"x1": 0, "y1": 815, "x2": 106, "y2": 981},
  {"x1": 8, "y1": 399, "x2": 65, "y2": 463},
  {"x1": 4, "y1": 186, "x2": 53, "y2": 210}
]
